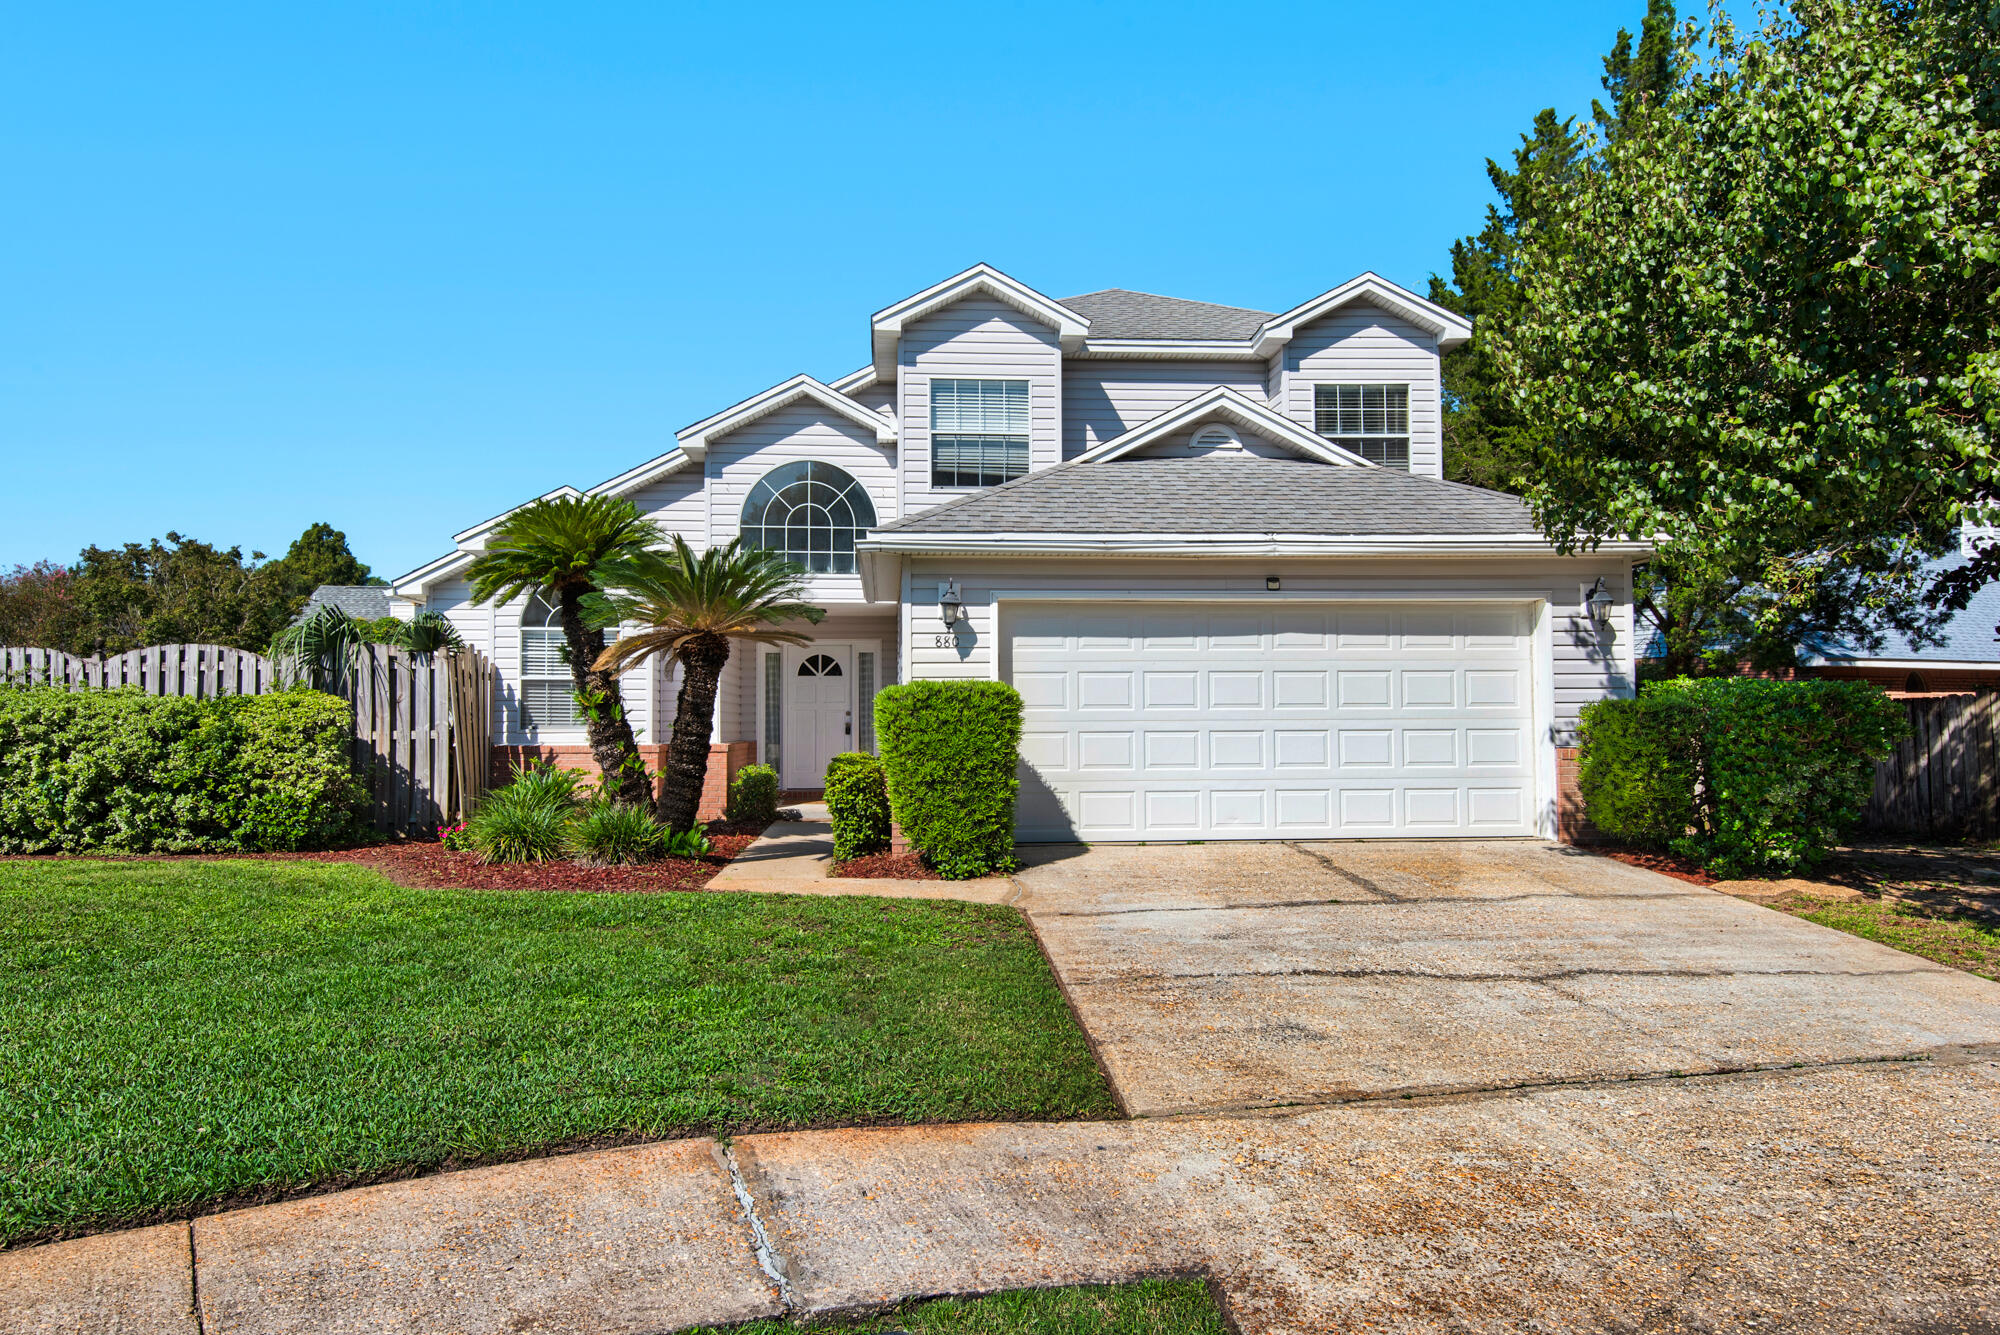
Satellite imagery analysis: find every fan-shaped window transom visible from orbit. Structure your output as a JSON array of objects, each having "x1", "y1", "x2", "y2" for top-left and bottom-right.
[{"x1": 740, "y1": 461, "x2": 878, "y2": 575}]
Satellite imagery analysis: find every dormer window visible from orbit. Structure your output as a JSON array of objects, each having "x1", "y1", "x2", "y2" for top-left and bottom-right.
[
  {"x1": 1314, "y1": 384, "x2": 1410, "y2": 469},
  {"x1": 932, "y1": 378, "x2": 1029, "y2": 487}
]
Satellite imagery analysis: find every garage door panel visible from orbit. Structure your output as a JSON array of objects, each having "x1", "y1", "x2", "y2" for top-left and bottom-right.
[{"x1": 1011, "y1": 603, "x2": 1538, "y2": 840}]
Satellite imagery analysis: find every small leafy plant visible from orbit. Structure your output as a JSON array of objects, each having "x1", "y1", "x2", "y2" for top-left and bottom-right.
[
  {"x1": 662, "y1": 825, "x2": 714, "y2": 858},
  {"x1": 825, "y1": 752, "x2": 891, "y2": 862},
  {"x1": 438, "y1": 821, "x2": 475, "y2": 853},
  {"x1": 569, "y1": 800, "x2": 664, "y2": 866},
  {"x1": 725, "y1": 764, "x2": 779, "y2": 824},
  {"x1": 465, "y1": 763, "x2": 583, "y2": 864}
]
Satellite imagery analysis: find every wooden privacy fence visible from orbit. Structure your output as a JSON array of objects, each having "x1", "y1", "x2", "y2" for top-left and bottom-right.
[
  {"x1": 1864, "y1": 692, "x2": 2000, "y2": 839},
  {"x1": 1, "y1": 642, "x2": 493, "y2": 835}
]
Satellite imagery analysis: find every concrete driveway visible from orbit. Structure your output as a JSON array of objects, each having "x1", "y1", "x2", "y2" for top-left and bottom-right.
[{"x1": 1014, "y1": 839, "x2": 2000, "y2": 1116}]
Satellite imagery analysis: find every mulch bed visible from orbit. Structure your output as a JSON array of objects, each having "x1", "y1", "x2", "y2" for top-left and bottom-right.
[
  {"x1": 1593, "y1": 846, "x2": 1719, "y2": 886},
  {"x1": 830, "y1": 851, "x2": 941, "y2": 881},
  {"x1": 7, "y1": 824, "x2": 768, "y2": 894}
]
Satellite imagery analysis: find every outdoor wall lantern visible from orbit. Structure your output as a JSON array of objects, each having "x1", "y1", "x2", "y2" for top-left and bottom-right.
[
  {"x1": 938, "y1": 580, "x2": 966, "y2": 626},
  {"x1": 1266, "y1": 575, "x2": 1282, "y2": 591},
  {"x1": 1586, "y1": 576, "x2": 1616, "y2": 630}
]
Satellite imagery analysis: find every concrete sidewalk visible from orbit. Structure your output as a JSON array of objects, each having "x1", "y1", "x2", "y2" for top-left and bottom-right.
[
  {"x1": 7, "y1": 1054, "x2": 1999, "y2": 1334},
  {"x1": 705, "y1": 807, "x2": 1015, "y2": 902}
]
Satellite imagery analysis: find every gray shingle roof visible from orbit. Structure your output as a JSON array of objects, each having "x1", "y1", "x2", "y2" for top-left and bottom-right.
[
  {"x1": 1061, "y1": 290, "x2": 1272, "y2": 342},
  {"x1": 304, "y1": 584, "x2": 392, "y2": 619},
  {"x1": 1820, "y1": 552, "x2": 2000, "y2": 664},
  {"x1": 870, "y1": 457, "x2": 1536, "y2": 537}
]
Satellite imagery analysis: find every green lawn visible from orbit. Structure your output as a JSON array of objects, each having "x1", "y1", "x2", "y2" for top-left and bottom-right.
[
  {"x1": 679, "y1": 1279, "x2": 1226, "y2": 1334},
  {"x1": 1772, "y1": 891, "x2": 2000, "y2": 980},
  {"x1": 0, "y1": 860, "x2": 1117, "y2": 1245}
]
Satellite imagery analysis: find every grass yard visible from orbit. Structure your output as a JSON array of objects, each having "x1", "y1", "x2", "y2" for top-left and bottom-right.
[
  {"x1": 1770, "y1": 890, "x2": 2000, "y2": 980},
  {"x1": 0, "y1": 860, "x2": 1118, "y2": 1246},
  {"x1": 678, "y1": 1279, "x2": 1227, "y2": 1334}
]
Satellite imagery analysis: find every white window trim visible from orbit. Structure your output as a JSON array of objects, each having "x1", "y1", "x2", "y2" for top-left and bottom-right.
[{"x1": 1313, "y1": 382, "x2": 1412, "y2": 469}]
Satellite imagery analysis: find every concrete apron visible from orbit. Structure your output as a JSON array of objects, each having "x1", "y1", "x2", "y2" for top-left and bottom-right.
[
  {"x1": 704, "y1": 812, "x2": 1015, "y2": 903},
  {"x1": 7, "y1": 1056, "x2": 2000, "y2": 1334}
]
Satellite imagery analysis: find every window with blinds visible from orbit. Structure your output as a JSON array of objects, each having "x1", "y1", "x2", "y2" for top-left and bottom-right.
[
  {"x1": 931, "y1": 378, "x2": 1029, "y2": 487},
  {"x1": 1313, "y1": 384, "x2": 1411, "y2": 469},
  {"x1": 518, "y1": 596, "x2": 577, "y2": 730}
]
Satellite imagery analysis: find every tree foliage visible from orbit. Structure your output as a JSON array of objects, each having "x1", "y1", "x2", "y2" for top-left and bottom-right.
[
  {"x1": 591, "y1": 536, "x2": 824, "y2": 831},
  {"x1": 1496, "y1": 0, "x2": 1999, "y2": 650},
  {"x1": 465, "y1": 495, "x2": 664, "y2": 809},
  {"x1": 2, "y1": 524, "x2": 380, "y2": 657}
]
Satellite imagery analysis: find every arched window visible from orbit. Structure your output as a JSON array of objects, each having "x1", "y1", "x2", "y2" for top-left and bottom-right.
[
  {"x1": 1905, "y1": 672, "x2": 1929, "y2": 694},
  {"x1": 740, "y1": 461, "x2": 878, "y2": 574},
  {"x1": 518, "y1": 594, "x2": 576, "y2": 729}
]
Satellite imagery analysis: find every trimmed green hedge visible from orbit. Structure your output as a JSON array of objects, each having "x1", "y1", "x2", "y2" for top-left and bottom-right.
[
  {"x1": 0, "y1": 686, "x2": 362, "y2": 853},
  {"x1": 876, "y1": 681, "x2": 1022, "y2": 879},
  {"x1": 1578, "y1": 677, "x2": 1905, "y2": 878},
  {"x1": 725, "y1": 764, "x2": 778, "y2": 824},
  {"x1": 825, "y1": 751, "x2": 891, "y2": 862}
]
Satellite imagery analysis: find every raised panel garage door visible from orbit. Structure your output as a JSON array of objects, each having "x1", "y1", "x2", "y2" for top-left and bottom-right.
[{"x1": 1010, "y1": 603, "x2": 1537, "y2": 841}]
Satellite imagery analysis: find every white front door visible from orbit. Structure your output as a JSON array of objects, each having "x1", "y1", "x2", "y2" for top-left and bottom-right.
[
  {"x1": 1009, "y1": 601, "x2": 1538, "y2": 841},
  {"x1": 783, "y1": 646, "x2": 852, "y2": 788}
]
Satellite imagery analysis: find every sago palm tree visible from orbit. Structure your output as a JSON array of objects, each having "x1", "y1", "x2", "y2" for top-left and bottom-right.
[
  {"x1": 592, "y1": 536, "x2": 825, "y2": 830},
  {"x1": 466, "y1": 494, "x2": 662, "y2": 809}
]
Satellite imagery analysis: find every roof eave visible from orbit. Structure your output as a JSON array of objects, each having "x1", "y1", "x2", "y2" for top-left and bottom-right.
[
  {"x1": 868, "y1": 263, "x2": 1090, "y2": 377},
  {"x1": 1074, "y1": 386, "x2": 1373, "y2": 467},
  {"x1": 856, "y1": 534, "x2": 1654, "y2": 558},
  {"x1": 675, "y1": 374, "x2": 897, "y2": 458},
  {"x1": 1251, "y1": 272, "x2": 1472, "y2": 357}
]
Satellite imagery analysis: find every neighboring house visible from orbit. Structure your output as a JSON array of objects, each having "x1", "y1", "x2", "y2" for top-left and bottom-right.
[
  {"x1": 1803, "y1": 542, "x2": 2000, "y2": 695},
  {"x1": 393, "y1": 264, "x2": 1644, "y2": 839},
  {"x1": 300, "y1": 584, "x2": 392, "y2": 621}
]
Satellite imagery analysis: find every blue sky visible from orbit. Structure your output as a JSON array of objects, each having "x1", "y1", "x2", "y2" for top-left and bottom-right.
[{"x1": 3, "y1": 1, "x2": 1637, "y2": 580}]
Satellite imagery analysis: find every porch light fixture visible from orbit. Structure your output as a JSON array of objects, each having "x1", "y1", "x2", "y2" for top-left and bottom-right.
[
  {"x1": 938, "y1": 580, "x2": 966, "y2": 626},
  {"x1": 1586, "y1": 577, "x2": 1616, "y2": 630},
  {"x1": 1266, "y1": 576, "x2": 1282, "y2": 591}
]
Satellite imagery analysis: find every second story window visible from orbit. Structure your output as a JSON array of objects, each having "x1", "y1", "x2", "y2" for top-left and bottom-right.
[
  {"x1": 931, "y1": 378, "x2": 1029, "y2": 487},
  {"x1": 1314, "y1": 384, "x2": 1410, "y2": 469},
  {"x1": 741, "y1": 460, "x2": 878, "y2": 574}
]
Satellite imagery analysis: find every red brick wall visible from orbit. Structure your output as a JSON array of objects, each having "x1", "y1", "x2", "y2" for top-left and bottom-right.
[
  {"x1": 1556, "y1": 745, "x2": 1602, "y2": 846},
  {"x1": 490, "y1": 741, "x2": 757, "y2": 821}
]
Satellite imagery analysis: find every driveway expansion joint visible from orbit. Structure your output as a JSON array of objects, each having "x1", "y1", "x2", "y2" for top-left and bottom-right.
[
  {"x1": 186, "y1": 1221, "x2": 203, "y2": 1335},
  {"x1": 720, "y1": 1140, "x2": 795, "y2": 1312},
  {"x1": 1108, "y1": 963, "x2": 1954, "y2": 985},
  {"x1": 1284, "y1": 841, "x2": 1405, "y2": 899},
  {"x1": 1042, "y1": 887, "x2": 1696, "y2": 916}
]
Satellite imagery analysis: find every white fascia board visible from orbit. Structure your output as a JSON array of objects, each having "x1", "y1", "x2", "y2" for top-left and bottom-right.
[
  {"x1": 448, "y1": 485, "x2": 585, "y2": 545},
  {"x1": 1252, "y1": 272, "x2": 1473, "y2": 357},
  {"x1": 1073, "y1": 386, "x2": 1373, "y2": 467},
  {"x1": 391, "y1": 548, "x2": 476, "y2": 598},
  {"x1": 587, "y1": 448, "x2": 693, "y2": 499},
  {"x1": 674, "y1": 374, "x2": 897, "y2": 458},
  {"x1": 857, "y1": 533, "x2": 1655, "y2": 558},
  {"x1": 868, "y1": 263, "x2": 1090, "y2": 377},
  {"x1": 1071, "y1": 339, "x2": 1264, "y2": 361},
  {"x1": 829, "y1": 365, "x2": 882, "y2": 393},
  {"x1": 1803, "y1": 655, "x2": 2000, "y2": 670}
]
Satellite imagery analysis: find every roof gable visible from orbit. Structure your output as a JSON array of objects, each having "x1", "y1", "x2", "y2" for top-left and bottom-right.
[
  {"x1": 1075, "y1": 387, "x2": 1373, "y2": 467},
  {"x1": 1252, "y1": 273, "x2": 1472, "y2": 355},
  {"x1": 675, "y1": 374, "x2": 896, "y2": 459},
  {"x1": 870, "y1": 264, "x2": 1088, "y2": 376}
]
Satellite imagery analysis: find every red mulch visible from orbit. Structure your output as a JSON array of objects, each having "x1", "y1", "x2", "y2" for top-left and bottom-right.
[
  {"x1": 1594, "y1": 846, "x2": 1718, "y2": 886},
  {"x1": 8, "y1": 825, "x2": 767, "y2": 894},
  {"x1": 830, "y1": 851, "x2": 940, "y2": 881}
]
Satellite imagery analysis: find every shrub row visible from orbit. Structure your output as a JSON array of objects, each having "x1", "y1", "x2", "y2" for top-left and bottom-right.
[
  {"x1": 0, "y1": 686, "x2": 363, "y2": 853},
  {"x1": 464, "y1": 763, "x2": 712, "y2": 864},
  {"x1": 876, "y1": 680, "x2": 1023, "y2": 879},
  {"x1": 1578, "y1": 677, "x2": 1905, "y2": 878}
]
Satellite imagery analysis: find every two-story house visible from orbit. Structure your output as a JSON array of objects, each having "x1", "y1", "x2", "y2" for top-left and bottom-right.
[{"x1": 392, "y1": 264, "x2": 1643, "y2": 841}]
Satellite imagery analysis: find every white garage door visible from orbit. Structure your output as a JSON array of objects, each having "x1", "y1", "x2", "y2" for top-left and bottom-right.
[{"x1": 1010, "y1": 602, "x2": 1538, "y2": 841}]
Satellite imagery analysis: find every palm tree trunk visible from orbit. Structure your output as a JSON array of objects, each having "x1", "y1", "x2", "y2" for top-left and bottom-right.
[
  {"x1": 556, "y1": 592, "x2": 653, "y2": 809},
  {"x1": 658, "y1": 633, "x2": 731, "y2": 831}
]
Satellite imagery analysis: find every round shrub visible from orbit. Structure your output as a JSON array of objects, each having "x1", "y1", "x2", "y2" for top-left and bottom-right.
[
  {"x1": 569, "y1": 800, "x2": 664, "y2": 865},
  {"x1": 726, "y1": 763, "x2": 779, "y2": 824},
  {"x1": 876, "y1": 681, "x2": 1022, "y2": 879},
  {"x1": 825, "y1": 751, "x2": 890, "y2": 862}
]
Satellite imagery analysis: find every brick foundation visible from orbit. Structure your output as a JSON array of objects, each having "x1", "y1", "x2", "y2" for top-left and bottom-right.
[
  {"x1": 491, "y1": 741, "x2": 757, "y2": 821},
  {"x1": 1556, "y1": 745, "x2": 1602, "y2": 845}
]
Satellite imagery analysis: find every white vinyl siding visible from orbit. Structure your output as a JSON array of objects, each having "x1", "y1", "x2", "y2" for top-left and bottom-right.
[
  {"x1": 1061, "y1": 361, "x2": 1269, "y2": 458},
  {"x1": 930, "y1": 378, "x2": 1030, "y2": 487},
  {"x1": 1278, "y1": 303, "x2": 1443, "y2": 478},
  {"x1": 899, "y1": 296, "x2": 1061, "y2": 516}
]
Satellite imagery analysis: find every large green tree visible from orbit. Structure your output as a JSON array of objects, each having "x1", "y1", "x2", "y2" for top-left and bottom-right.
[
  {"x1": 465, "y1": 495, "x2": 660, "y2": 809},
  {"x1": 592, "y1": 537, "x2": 823, "y2": 832},
  {"x1": 1495, "y1": 0, "x2": 1998, "y2": 667}
]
